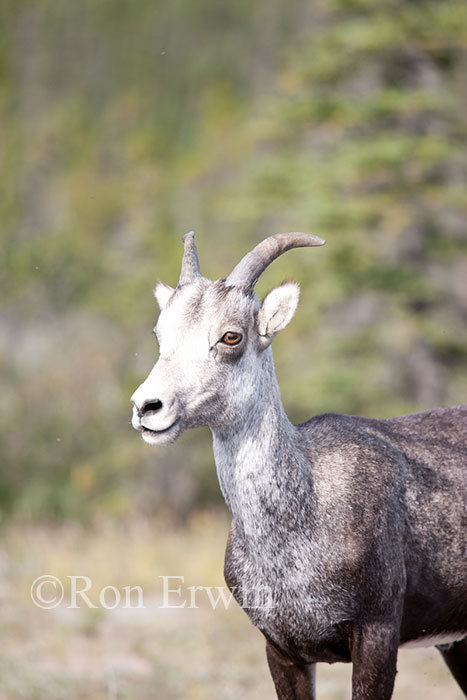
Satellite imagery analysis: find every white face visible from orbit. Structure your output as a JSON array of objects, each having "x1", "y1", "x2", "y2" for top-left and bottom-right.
[
  {"x1": 131, "y1": 276, "x2": 300, "y2": 445},
  {"x1": 131, "y1": 279, "x2": 258, "y2": 445}
]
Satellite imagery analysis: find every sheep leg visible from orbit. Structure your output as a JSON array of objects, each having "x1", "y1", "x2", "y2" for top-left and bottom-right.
[
  {"x1": 266, "y1": 641, "x2": 316, "y2": 700},
  {"x1": 350, "y1": 622, "x2": 399, "y2": 700},
  {"x1": 437, "y1": 637, "x2": 467, "y2": 695}
]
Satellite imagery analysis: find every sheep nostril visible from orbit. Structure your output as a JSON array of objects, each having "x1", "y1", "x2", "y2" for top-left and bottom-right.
[{"x1": 141, "y1": 399, "x2": 163, "y2": 414}]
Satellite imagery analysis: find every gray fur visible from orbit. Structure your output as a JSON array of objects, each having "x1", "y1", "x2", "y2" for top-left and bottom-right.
[{"x1": 131, "y1": 233, "x2": 467, "y2": 700}]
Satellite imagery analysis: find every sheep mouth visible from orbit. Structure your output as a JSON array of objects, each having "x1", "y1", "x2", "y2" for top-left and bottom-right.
[{"x1": 141, "y1": 419, "x2": 179, "y2": 436}]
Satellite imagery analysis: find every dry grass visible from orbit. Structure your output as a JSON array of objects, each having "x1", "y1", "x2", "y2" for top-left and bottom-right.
[{"x1": 0, "y1": 513, "x2": 463, "y2": 700}]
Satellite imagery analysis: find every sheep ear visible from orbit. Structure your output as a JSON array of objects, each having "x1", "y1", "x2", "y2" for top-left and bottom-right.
[
  {"x1": 257, "y1": 282, "x2": 300, "y2": 347},
  {"x1": 154, "y1": 282, "x2": 175, "y2": 310}
]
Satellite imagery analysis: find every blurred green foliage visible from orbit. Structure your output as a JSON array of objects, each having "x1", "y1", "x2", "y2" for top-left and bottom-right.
[{"x1": 1, "y1": 0, "x2": 466, "y2": 521}]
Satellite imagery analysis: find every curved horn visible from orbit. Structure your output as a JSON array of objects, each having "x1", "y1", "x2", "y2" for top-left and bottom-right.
[
  {"x1": 178, "y1": 231, "x2": 202, "y2": 285},
  {"x1": 226, "y1": 232, "x2": 325, "y2": 288}
]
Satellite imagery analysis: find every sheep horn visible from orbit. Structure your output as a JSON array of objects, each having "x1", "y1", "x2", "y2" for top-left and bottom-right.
[
  {"x1": 178, "y1": 231, "x2": 202, "y2": 285},
  {"x1": 226, "y1": 232, "x2": 325, "y2": 288}
]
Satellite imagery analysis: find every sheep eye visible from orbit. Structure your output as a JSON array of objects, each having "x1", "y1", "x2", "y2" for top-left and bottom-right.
[{"x1": 222, "y1": 332, "x2": 242, "y2": 346}]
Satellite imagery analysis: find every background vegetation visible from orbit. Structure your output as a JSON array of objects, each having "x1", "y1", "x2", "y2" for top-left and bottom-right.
[
  {"x1": 0, "y1": 0, "x2": 466, "y2": 696},
  {"x1": 1, "y1": 0, "x2": 466, "y2": 521}
]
